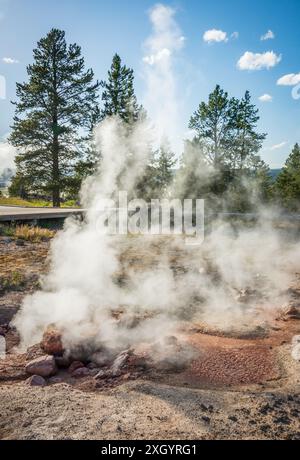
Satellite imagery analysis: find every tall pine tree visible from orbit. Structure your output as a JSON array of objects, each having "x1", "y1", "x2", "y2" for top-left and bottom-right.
[
  {"x1": 9, "y1": 28, "x2": 99, "y2": 206},
  {"x1": 100, "y1": 53, "x2": 141, "y2": 123},
  {"x1": 228, "y1": 91, "x2": 266, "y2": 171},
  {"x1": 189, "y1": 85, "x2": 233, "y2": 167}
]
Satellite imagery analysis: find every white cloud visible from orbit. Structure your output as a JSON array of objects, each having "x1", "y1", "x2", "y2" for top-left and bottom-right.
[
  {"x1": 231, "y1": 31, "x2": 239, "y2": 40},
  {"x1": 237, "y1": 51, "x2": 281, "y2": 70},
  {"x1": 2, "y1": 57, "x2": 19, "y2": 64},
  {"x1": 0, "y1": 141, "x2": 16, "y2": 172},
  {"x1": 259, "y1": 93, "x2": 273, "y2": 102},
  {"x1": 270, "y1": 141, "x2": 287, "y2": 151},
  {"x1": 261, "y1": 30, "x2": 275, "y2": 41},
  {"x1": 277, "y1": 73, "x2": 300, "y2": 86},
  {"x1": 203, "y1": 29, "x2": 228, "y2": 43}
]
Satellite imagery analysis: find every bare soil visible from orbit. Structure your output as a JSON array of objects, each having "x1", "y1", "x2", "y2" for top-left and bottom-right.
[{"x1": 0, "y1": 236, "x2": 299, "y2": 440}]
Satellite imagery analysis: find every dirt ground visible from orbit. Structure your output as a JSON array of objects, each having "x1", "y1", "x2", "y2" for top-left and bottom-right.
[{"x1": 0, "y1": 235, "x2": 299, "y2": 440}]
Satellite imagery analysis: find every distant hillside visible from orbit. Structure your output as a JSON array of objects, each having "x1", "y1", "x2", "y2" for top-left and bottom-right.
[{"x1": 269, "y1": 169, "x2": 281, "y2": 180}]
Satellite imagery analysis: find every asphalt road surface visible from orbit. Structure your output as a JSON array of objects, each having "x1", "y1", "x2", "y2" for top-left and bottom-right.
[{"x1": 0, "y1": 206, "x2": 83, "y2": 221}]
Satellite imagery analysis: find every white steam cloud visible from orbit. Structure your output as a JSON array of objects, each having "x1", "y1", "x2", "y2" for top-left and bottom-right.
[
  {"x1": 12, "y1": 4, "x2": 300, "y2": 362},
  {"x1": 142, "y1": 3, "x2": 184, "y2": 154},
  {"x1": 0, "y1": 141, "x2": 16, "y2": 172}
]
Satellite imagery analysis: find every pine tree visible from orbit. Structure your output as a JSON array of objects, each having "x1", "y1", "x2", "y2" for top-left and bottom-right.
[
  {"x1": 189, "y1": 85, "x2": 233, "y2": 167},
  {"x1": 9, "y1": 28, "x2": 100, "y2": 207},
  {"x1": 275, "y1": 143, "x2": 300, "y2": 210},
  {"x1": 228, "y1": 91, "x2": 267, "y2": 170},
  {"x1": 188, "y1": 86, "x2": 268, "y2": 202},
  {"x1": 100, "y1": 53, "x2": 141, "y2": 123}
]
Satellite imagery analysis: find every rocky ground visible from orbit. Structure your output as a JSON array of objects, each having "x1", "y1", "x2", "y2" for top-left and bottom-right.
[{"x1": 0, "y1": 234, "x2": 299, "y2": 440}]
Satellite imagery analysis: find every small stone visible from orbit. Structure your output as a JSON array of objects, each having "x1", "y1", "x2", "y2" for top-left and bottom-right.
[
  {"x1": 228, "y1": 415, "x2": 238, "y2": 422},
  {"x1": 201, "y1": 416, "x2": 210, "y2": 423},
  {"x1": 26, "y1": 375, "x2": 46, "y2": 386},
  {"x1": 71, "y1": 367, "x2": 90, "y2": 378},
  {"x1": 15, "y1": 239, "x2": 25, "y2": 246},
  {"x1": 68, "y1": 361, "x2": 85, "y2": 374},
  {"x1": 25, "y1": 355, "x2": 57, "y2": 377}
]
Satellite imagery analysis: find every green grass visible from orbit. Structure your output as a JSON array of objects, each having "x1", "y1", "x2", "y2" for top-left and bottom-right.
[
  {"x1": 0, "y1": 271, "x2": 26, "y2": 291},
  {"x1": 0, "y1": 196, "x2": 79, "y2": 208}
]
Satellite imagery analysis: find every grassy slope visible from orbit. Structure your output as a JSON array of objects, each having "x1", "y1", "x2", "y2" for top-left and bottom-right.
[{"x1": 0, "y1": 196, "x2": 79, "y2": 208}]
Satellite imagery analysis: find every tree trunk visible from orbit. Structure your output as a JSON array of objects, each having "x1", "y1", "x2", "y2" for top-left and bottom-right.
[
  {"x1": 52, "y1": 133, "x2": 60, "y2": 207},
  {"x1": 51, "y1": 46, "x2": 60, "y2": 208}
]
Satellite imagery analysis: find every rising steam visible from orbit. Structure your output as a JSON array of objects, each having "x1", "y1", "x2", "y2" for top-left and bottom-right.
[{"x1": 12, "y1": 4, "x2": 300, "y2": 358}]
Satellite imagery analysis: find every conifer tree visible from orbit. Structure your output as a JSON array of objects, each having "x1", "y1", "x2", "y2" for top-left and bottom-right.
[
  {"x1": 100, "y1": 53, "x2": 141, "y2": 123},
  {"x1": 10, "y1": 28, "x2": 99, "y2": 206}
]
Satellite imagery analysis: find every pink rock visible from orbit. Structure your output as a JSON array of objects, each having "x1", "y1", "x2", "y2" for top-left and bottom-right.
[
  {"x1": 25, "y1": 355, "x2": 57, "y2": 377},
  {"x1": 41, "y1": 326, "x2": 64, "y2": 355},
  {"x1": 26, "y1": 375, "x2": 46, "y2": 386}
]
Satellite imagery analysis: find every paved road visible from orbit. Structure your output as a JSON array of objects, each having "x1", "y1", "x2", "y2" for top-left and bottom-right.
[{"x1": 0, "y1": 206, "x2": 84, "y2": 221}]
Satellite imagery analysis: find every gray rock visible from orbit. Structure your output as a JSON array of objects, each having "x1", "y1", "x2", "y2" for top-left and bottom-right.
[
  {"x1": 26, "y1": 375, "x2": 46, "y2": 386},
  {"x1": 25, "y1": 355, "x2": 57, "y2": 377},
  {"x1": 71, "y1": 367, "x2": 90, "y2": 378},
  {"x1": 111, "y1": 349, "x2": 131, "y2": 375},
  {"x1": 94, "y1": 369, "x2": 112, "y2": 380}
]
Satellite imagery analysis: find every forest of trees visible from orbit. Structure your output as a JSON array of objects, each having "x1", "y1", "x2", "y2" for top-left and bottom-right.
[{"x1": 7, "y1": 28, "x2": 300, "y2": 212}]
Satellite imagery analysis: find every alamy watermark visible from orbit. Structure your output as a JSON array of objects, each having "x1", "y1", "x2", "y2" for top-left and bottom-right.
[{"x1": 94, "y1": 191, "x2": 205, "y2": 246}]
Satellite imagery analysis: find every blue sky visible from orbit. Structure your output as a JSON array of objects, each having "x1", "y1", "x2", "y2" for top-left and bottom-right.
[{"x1": 0, "y1": 0, "x2": 300, "y2": 168}]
